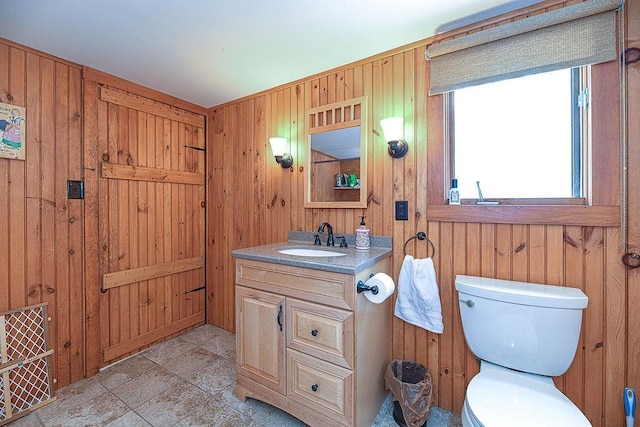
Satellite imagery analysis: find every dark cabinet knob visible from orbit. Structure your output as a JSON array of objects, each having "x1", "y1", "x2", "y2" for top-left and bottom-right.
[
  {"x1": 311, "y1": 384, "x2": 318, "y2": 392},
  {"x1": 311, "y1": 329, "x2": 318, "y2": 337}
]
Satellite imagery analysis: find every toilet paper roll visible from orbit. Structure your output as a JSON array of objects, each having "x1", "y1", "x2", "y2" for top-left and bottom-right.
[{"x1": 363, "y1": 273, "x2": 395, "y2": 304}]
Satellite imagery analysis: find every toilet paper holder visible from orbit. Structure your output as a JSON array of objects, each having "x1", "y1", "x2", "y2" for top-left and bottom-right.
[{"x1": 357, "y1": 274, "x2": 379, "y2": 295}]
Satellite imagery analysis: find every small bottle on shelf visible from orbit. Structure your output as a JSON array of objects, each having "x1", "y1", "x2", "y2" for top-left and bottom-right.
[{"x1": 449, "y1": 179, "x2": 461, "y2": 205}]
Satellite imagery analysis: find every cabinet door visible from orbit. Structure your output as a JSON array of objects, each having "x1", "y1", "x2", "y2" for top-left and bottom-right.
[{"x1": 236, "y1": 286, "x2": 286, "y2": 394}]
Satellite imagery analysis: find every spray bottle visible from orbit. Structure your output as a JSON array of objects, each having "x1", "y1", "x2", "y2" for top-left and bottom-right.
[{"x1": 625, "y1": 387, "x2": 636, "y2": 427}]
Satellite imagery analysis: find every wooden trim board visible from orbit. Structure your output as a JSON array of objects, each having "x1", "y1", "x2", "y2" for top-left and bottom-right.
[
  {"x1": 103, "y1": 312, "x2": 203, "y2": 361},
  {"x1": 100, "y1": 86, "x2": 204, "y2": 127},
  {"x1": 102, "y1": 257, "x2": 204, "y2": 290},
  {"x1": 101, "y1": 162, "x2": 204, "y2": 186}
]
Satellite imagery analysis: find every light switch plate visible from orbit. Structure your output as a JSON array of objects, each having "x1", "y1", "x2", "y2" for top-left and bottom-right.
[
  {"x1": 67, "y1": 180, "x2": 84, "y2": 199},
  {"x1": 395, "y1": 200, "x2": 408, "y2": 221}
]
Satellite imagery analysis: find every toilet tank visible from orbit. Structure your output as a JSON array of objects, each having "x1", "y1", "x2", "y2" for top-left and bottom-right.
[{"x1": 455, "y1": 275, "x2": 588, "y2": 377}]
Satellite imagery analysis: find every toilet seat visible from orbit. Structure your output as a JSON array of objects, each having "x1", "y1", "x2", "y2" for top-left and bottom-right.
[{"x1": 465, "y1": 368, "x2": 590, "y2": 427}]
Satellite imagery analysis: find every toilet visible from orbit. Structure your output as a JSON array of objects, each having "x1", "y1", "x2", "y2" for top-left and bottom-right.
[{"x1": 455, "y1": 275, "x2": 591, "y2": 427}]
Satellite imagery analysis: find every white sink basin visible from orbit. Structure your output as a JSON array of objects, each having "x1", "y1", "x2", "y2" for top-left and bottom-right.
[{"x1": 278, "y1": 248, "x2": 346, "y2": 257}]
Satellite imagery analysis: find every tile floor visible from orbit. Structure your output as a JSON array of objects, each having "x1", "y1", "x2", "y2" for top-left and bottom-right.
[{"x1": 9, "y1": 324, "x2": 461, "y2": 427}]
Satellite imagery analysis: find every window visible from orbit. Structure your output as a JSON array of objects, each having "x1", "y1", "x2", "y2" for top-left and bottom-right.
[
  {"x1": 425, "y1": 0, "x2": 620, "y2": 226},
  {"x1": 450, "y1": 67, "x2": 587, "y2": 202}
]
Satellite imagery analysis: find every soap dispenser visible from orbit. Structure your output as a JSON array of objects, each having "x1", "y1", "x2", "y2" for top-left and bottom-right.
[{"x1": 356, "y1": 215, "x2": 370, "y2": 250}]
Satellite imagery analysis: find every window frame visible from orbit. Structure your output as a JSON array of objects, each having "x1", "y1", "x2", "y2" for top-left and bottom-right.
[
  {"x1": 426, "y1": 61, "x2": 620, "y2": 227},
  {"x1": 447, "y1": 67, "x2": 585, "y2": 203}
]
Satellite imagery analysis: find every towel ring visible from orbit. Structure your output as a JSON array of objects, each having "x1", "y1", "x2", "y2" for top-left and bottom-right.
[{"x1": 403, "y1": 232, "x2": 435, "y2": 258}]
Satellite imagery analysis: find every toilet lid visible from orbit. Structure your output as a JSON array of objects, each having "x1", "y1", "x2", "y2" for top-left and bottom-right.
[{"x1": 466, "y1": 369, "x2": 591, "y2": 426}]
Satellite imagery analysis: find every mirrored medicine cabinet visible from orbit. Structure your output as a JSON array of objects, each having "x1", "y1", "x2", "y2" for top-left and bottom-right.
[{"x1": 305, "y1": 96, "x2": 368, "y2": 208}]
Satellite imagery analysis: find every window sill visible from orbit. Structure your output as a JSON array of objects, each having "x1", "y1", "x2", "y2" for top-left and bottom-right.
[{"x1": 427, "y1": 205, "x2": 620, "y2": 227}]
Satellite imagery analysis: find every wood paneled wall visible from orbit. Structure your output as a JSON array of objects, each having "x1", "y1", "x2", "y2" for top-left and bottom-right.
[
  {"x1": 207, "y1": 1, "x2": 640, "y2": 425},
  {"x1": 0, "y1": 40, "x2": 84, "y2": 389},
  {"x1": 422, "y1": 223, "x2": 624, "y2": 423}
]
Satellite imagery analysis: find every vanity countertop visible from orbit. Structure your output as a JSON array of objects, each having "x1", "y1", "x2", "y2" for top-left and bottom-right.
[{"x1": 231, "y1": 232, "x2": 392, "y2": 274}]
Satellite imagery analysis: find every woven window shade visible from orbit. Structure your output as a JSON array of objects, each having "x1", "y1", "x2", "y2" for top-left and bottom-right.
[{"x1": 426, "y1": 0, "x2": 622, "y2": 95}]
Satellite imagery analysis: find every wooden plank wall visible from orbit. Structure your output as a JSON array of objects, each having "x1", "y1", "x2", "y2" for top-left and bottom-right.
[
  {"x1": 207, "y1": 1, "x2": 639, "y2": 425},
  {"x1": 0, "y1": 39, "x2": 84, "y2": 389}
]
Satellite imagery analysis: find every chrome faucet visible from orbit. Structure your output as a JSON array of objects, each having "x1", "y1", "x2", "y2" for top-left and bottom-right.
[{"x1": 317, "y1": 222, "x2": 334, "y2": 246}]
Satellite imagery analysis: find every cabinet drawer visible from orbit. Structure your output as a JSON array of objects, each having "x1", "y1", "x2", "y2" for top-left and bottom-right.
[
  {"x1": 287, "y1": 349, "x2": 353, "y2": 425},
  {"x1": 287, "y1": 298, "x2": 354, "y2": 369},
  {"x1": 235, "y1": 259, "x2": 355, "y2": 310}
]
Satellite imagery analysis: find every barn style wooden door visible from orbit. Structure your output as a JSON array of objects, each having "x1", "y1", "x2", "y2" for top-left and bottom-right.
[{"x1": 84, "y1": 78, "x2": 206, "y2": 368}]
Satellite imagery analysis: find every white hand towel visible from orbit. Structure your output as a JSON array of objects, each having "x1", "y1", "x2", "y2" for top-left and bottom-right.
[{"x1": 394, "y1": 255, "x2": 444, "y2": 334}]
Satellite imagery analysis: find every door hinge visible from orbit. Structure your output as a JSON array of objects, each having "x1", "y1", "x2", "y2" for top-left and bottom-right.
[
  {"x1": 184, "y1": 286, "x2": 205, "y2": 294},
  {"x1": 184, "y1": 144, "x2": 205, "y2": 152}
]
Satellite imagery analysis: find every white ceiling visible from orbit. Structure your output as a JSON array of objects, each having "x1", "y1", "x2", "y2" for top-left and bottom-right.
[{"x1": 0, "y1": 0, "x2": 541, "y2": 108}]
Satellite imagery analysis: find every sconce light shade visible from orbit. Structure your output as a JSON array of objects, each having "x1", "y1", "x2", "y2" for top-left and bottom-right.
[
  {"x1": 269, "y1": 137, "x2": 293, "y2": 168},
  {"x1": 380, "y1": 117, "x2": 408, "y2": 158}
]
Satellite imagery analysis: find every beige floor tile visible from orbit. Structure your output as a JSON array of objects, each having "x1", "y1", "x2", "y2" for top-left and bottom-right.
[
  {"x1": 97, "y1": 354, "x2": 159, "y2": 390},
  {"x1": 41, "y1": 391, "x2": 129, "y2": 427},
  {"x1": 35, "y1": 378, "x2": 108, "y2": 422},
  {"x1": 192, "y1": 328, "x2": 236, "y2": 358},
  {"x1": 3, "y1": 412, "x2": 44, "y2": 427},
  {"x1": 250, "y1": 403, "x2": 308, "y2": 427},
  {"x1": 173, "y1": 396, "x2": 260, "y2": 427},
  {"x1": 179, "y1": 324, "x2": 225, "y2": 346},
  {"x1": 186, "y1": 357, "x2": 236, "y2": 394},
  {"x1": 161, "y1": 346, "x2": 220, "y2": 378},
  {"x1": 222, "y1": 348, "x2": 236, "y2": 361},
  {"x1": 49, "y1": 376, "x2": 106, "y2": 404},
  {"x1": 104, "y1": 410, "x2": 152, "y2": 427},
  {"x1": 135, "y1": 381, "x2": 211, "y2": 426},
  {"x1": 109, "y1": 364, "x2": 182, "y2": 408},
  {"x1": 212, "y1": 384, "x2": 268, "y2": 418},
  {"x1": 142, "y1": 336, "x2": 197, "y2": 365}
]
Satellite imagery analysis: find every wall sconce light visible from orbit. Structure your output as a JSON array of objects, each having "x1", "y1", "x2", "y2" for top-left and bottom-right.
[
  {"x1": 380, "y1": 117, "x2": 408, "y2": 158},
  {"x1": 269, "y1": 137, "x2": 293, "y2": 168}
]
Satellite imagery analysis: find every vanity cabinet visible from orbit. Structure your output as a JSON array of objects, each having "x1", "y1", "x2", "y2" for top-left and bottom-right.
[{"x1": 235, "y1": 257, "x2": 391, "y2": 427}]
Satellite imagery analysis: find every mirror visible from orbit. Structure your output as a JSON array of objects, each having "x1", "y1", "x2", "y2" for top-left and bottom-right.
[{"x1": 305, "y1": 97, "x2": 368, "y2": 208}]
